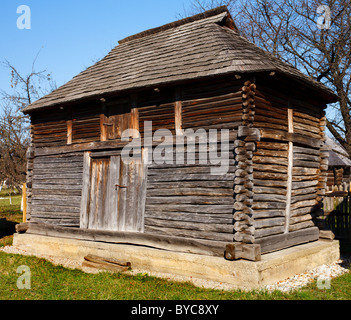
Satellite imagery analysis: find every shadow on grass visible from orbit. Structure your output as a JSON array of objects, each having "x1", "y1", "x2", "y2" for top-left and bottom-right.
[{"x1": 0, "y1": 218, "x2": 17, "y2": 238}]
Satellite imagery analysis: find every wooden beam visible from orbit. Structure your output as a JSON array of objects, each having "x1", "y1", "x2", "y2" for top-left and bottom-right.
[
  {"x1": 130, "y1": 94, "x2": 140, "y2": 138},
  {"x1": 285, "y1": 107, "x2": 294, "y2": 234},
  {"x1": 100, "y1": 100, "x2": 108, "y2": 142},
  {"x1": 80, "y1": 152, "x2": 91, "y2": 229},
  {"x1": 255, "y1": 227, "x2": 320, "y2": 254},
  {"x1": 260, "y1": 129, "x2": 322, "y2": 149},
  {"x1": 175, "y1": 88, "x2": 183, "y2": 135},
  {"x1": 22, "y1": 183, "x2": 27, "y2": 223},
  {"x1": 67, "y1": 120, "x2": 73, "y2": 145},
  {"x1": 25, "y1": 223, "x2": 227, "y2": 258},
  {"x1": 225, "y1": 243, "x2": 261, "y2": 261},
  {"x1": 34, "y1": 131, "x2": 238, "y2": 157}
]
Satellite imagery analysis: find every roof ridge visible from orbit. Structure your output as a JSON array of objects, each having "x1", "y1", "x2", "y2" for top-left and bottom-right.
[{"x1": 118, "y1": 6, "x2": 231, "y2": 45}]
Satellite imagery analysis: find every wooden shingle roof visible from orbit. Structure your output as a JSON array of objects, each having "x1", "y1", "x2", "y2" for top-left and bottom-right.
[
  {"x1": 325, "y1": 136, "x2": 351, "y2": 167},
  {"x1": 24, "y1": 6, "x2": 337, "y2": 113}
]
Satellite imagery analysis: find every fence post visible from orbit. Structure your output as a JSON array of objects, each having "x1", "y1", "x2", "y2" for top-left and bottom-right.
[
  {"x1": 22, "y1": 183, "x2": 27, "y2": 223},
  {"x1": 349, "y1": 183, "x2": 351, "y2": 243}
]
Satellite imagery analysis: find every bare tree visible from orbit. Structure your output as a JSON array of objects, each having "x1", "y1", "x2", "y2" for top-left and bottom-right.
[
  {"x1": 184, "y1": 0, "x2": 351, "y2": 156},
  {"x1": 0, "y1": 55, "x2": 56, "y2": 192}
]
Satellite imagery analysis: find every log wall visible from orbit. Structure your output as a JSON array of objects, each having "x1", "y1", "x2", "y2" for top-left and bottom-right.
[
  {"x1": 144, "y1": 140, "x2": 236, "y2": 242},
  {"x1": 142, "y1": 78, "x2": 243, "y2": 242},
  {"x1": 31, "y1": 109, "x2": 67, "y2": 148},
  {"x1": 249, "y1": 80, "x2": 326, "y2": 248},
  {"x1": 26, "y1": 75, "x2": 328, "y2": 256},
  {"x1": 30, "y1": 153, "x2": 84, "y2": 227}
]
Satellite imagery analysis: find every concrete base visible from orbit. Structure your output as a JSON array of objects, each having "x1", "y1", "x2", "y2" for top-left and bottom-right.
[{"x1": 12, "y1": 233, "x2": 340, "y2": 290}]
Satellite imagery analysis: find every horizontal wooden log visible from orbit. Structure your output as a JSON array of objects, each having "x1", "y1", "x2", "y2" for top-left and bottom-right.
[
  {"x1": 252, "y1": 164, "x2": 288, "y2": 174},
  {"x1": 293, "y1": 160, "x2": 320, "y2": 169},
  {"x1": 145, "y1": 218, "x2": 233, "y2": 234},
  {"x1": 145, "y1": 225, "x2": 233, "y2": 242},
  {"x1": 253, "y1": 179, "x2": 287, "y2": 188},
  {"x1": 291, "y1": 187, "x2": 318, "y2": 196},
  {"x1": 256, "y1": 227, "x2": 320, "y2": 254},
  {"x1": 253, "y1": 210, "x2": 285, "y2": 219},
  {"x1": 256, "y1": 141, "x2": 288, "y2": 151},
  {"x1": 84, "y1": 254, "x2": 131, "y2": 267},
  {"x1": 291, "y1": 194, "x2": 317, "y2": 204},
  {"x1": 146, "y1": 211, "x2": 232, "y2": 224},
  {"x1": 290, "y1": 206, "x2": 317, "y2": 217},
  {"x1": 293, "y1": 146, "x2": 320, "y2": 156},
  {"x1": 146, "y1": 196, "x2": 233, "y2": 206},
  {"x1": 254, "y1": 217, "x2": 285, "y2": 229},
  {"x1": 253, "y1": 194, "x2": 286, "y2": 202},
  {"x1": 145, "y1": 204, "x2": 233, "y2": 214},
  {"x1": 293, "y1": 153, "x2": 320, "y2": 162},
  {"x1": 252, "y1": 201, "x2": 286, "y2": 210},
  {"x1": 260, "y1": 129, "x2": 322, "y2": 148},
  {"x1": 146, "y1": 188, "x2": 232, "y2": 197},
  {"x1": 292, "y1": 180, "x2": 318, "y2": 190},
  {"x1": 289, "y1": 220, "x2": 315, "y2": 232},
  {"x1": 148, "y1": 173, "x2": 235, "y2": 182},
  {"x1": 254, "y1": 226, "x2": 285, "y2": 239},
  {"x1": 147, "y1": 181, "x2": 234, "y2": 189},
  {"x1": 290, "y1": 213, "x2": 314, "y2": 225},
  {"x1": 253, "y1": 156, "x2": 288, "y2": 166},
  {"x1": 319, "y1": 230, "x2": 335, "y2": 240},
  {"x1": 292, "y1": 167, "x2": 319, "y2": 176},
  {"x1": 26, "y1": 223, "x2": 227, "y2": 257},
  {"x1": 82, "y1": 260, "x2": 129, "y2": 273},
  {"x1": 253, "y1": 172, "x2": 288, "y2": 181},
  {"x1": 290, "y1": 199, "x2": 318, "y2": 210},
  {"x1": 253, "y1": 186, "x2": 286, "y2": 195}
]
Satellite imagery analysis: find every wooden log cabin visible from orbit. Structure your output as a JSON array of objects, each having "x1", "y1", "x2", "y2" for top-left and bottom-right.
[
  {"x1": 325, "y1": 136, "x2": 351, "y2": 187},
  {"x1": 22, "y1": 7, "x2": 338, "y2": 261}
]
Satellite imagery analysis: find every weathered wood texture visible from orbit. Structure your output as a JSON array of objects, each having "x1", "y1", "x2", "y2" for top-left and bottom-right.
[
  {"x1": 30, "y1": 153, "x2": 84, "y2": 227},
  {"x1": 232, "y1": 81, "x2": 259, "y2": 244},
  {"x1": 250, "y1": 81, "x2": 326, "y2": 245},
  {"x1": 80, "y1": 152, "x2": 148, "y2": 232},
  {"x1": 181, "y1": 78, "x2": 243, "y2": 130},
  {"x1": 144, "y1": 139, "x2": 236, "y2": 242},
  {"x1": 26, "y1": 222, "x2": 227, "y2": 257},
  {"x1": 31, "y1": 109, "x2": 67, "y2": 148}
]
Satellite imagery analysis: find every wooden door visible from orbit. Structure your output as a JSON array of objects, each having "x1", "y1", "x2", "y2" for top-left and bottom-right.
[{"x1": 80, "y1": 152, "x2": 147, "y2": 232}]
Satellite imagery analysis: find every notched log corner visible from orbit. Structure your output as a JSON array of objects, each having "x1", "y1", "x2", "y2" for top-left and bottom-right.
[
  {"x1": 15, "y1": 223, "x2": 29, "y2": 234},
  {"x1": 225, "y1": 243, "x2": 261, "y2": 262}
]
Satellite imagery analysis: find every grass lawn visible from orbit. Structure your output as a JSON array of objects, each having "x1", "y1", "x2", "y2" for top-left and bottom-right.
[
  {"x1": 0, "y1": 187, "x2": 350, "y2": 300},
  {"x1": 0, "y1": 188, "x2": 22, "y2": 248}
]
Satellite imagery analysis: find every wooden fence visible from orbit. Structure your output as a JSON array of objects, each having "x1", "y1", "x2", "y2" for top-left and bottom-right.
[{"x1": 324, "y1": 184, "x2": 351, "y2": 242}]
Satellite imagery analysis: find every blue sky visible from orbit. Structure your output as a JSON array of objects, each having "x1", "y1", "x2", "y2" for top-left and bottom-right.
[{"x1": 0, "y1": 0, "x2": 192, "y2": 95}]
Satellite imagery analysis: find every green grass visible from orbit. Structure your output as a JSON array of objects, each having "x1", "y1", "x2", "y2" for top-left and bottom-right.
[
  {"x1": 0, "y1": 187, "x2": 351, "y2": 300},
  {"x1": 0, "y1": 188, "x2": 22, "y2": 248},
  {"x1": 0, "y1": 251, "x2": 351, "y2": 300}
]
